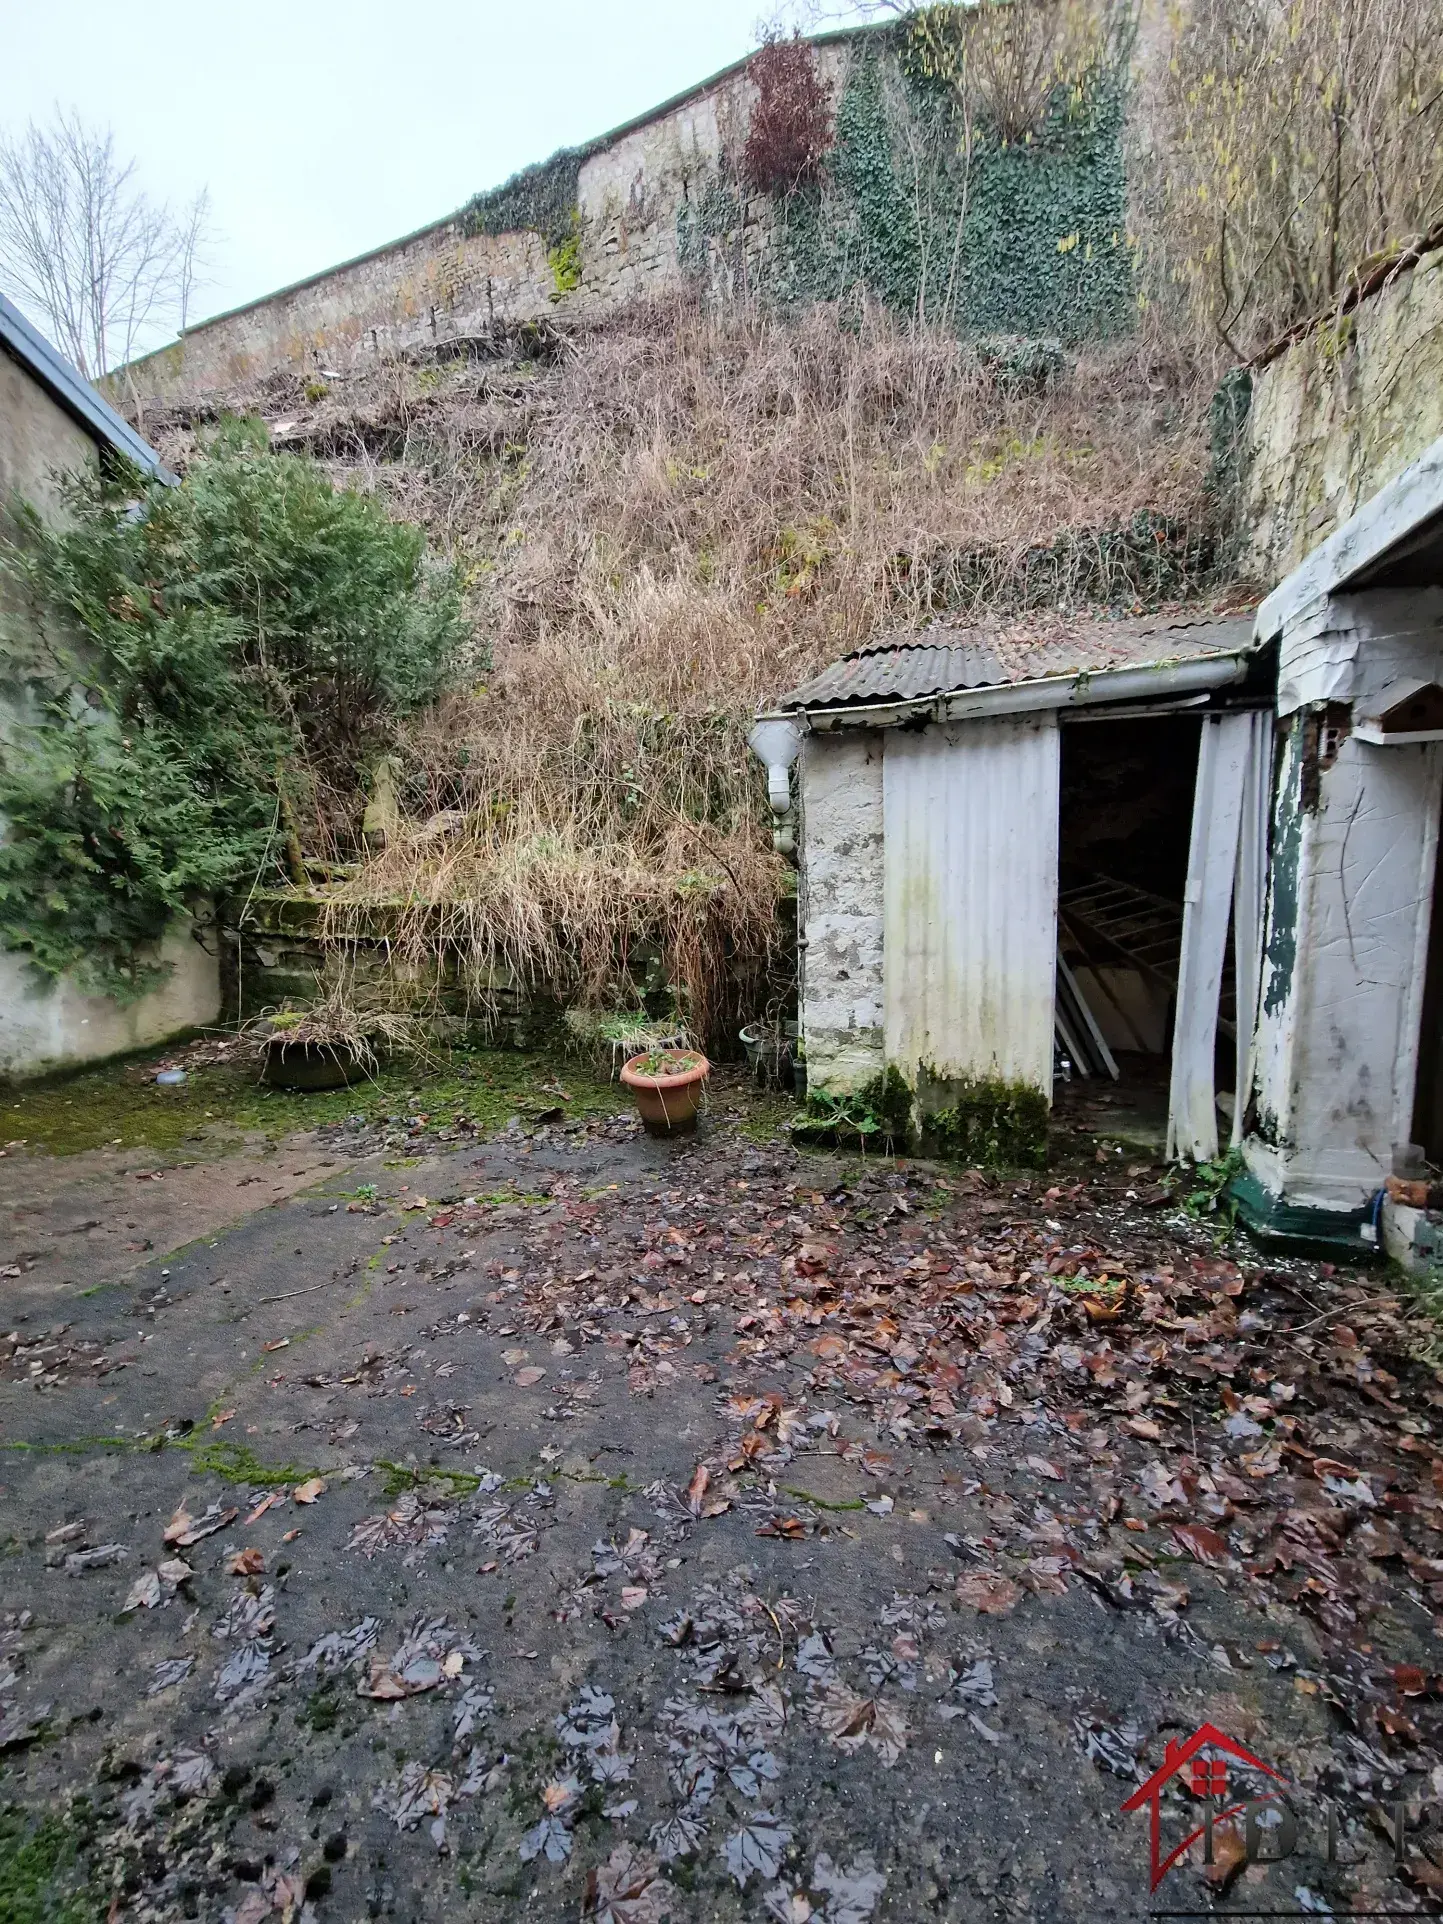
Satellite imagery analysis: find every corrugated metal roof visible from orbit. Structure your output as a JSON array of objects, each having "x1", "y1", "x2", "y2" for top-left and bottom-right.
[
  {"x1": 0, "y1": 293, "x2": 173, "y2": 482},
  {"x1": 776, "y1": 610, "x2": 1258, "y2": 712},
  {"x1": 782, "y1": 640, "x2": 1007, "y2": 708}
]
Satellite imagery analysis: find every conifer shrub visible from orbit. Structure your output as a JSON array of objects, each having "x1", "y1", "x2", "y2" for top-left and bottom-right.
[{"x1": 0, "y1": 418, "x2": 466, "y2": 1000}]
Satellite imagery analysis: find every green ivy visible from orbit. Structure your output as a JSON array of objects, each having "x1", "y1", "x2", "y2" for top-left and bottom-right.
[
  {"x1": 676, "y1": 174, "x2": 747, "y2": 280},
  {"x1": 463, "y1": 148, "x2": 589, "y2": 250},
  {"x1": 682, "y1": 41, "x2": 1135, "y2": 345},
  {"x1": 1204, "y1": 364, "x2": 1255, "y2": 564},
  {"x1": 915, "y1": 509, "x2": 1216, "y2": 616},
  {"x1": 0, "y1": 420, "x2": 467, "y2": 1002}
]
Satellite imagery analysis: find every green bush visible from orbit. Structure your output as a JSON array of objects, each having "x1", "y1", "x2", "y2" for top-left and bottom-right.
[{"x1": 0, "y1": 418, "x2": 467, "y2": 1000}]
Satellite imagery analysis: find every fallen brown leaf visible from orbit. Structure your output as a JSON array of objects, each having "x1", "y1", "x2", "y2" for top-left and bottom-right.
[
  {"x1": 955, "y1": 1571, "x2": 1023, "y2": 1615},
  {"x1": 1172, "y1": 1522, "x2": 1229, "y2": 1567},
  {"x1": 756, "y1": 1515, "x2": 807, "y2": 1540}
]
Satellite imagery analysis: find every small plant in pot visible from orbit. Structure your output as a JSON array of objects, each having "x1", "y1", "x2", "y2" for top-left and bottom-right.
[
  {"x1": 619, "y1": 1048, "x2": 710, "y2": 1137},
  {"x1": 563, "y1": 1005, "x2": 691, "y2": 1080}
]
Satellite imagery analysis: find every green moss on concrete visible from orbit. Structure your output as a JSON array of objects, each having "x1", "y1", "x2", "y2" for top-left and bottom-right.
[
  {"x1": 918, "y1": 1072, "x2": 1050, "y2": 1168},
  {"x1": 0, "y1": 1039, "x2": 622, "y2": 1158},
  {"x1": 0, "y1": 1804, "x2": 103, "y2": 1924}
]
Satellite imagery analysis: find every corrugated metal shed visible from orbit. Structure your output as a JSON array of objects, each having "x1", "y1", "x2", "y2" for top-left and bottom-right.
[
  {"x1": 0, "y1": 293, "x2": 173, "y2": 482},
  {"x1": 778, "y1": 610, "x2": 1258, "y2": 712}
]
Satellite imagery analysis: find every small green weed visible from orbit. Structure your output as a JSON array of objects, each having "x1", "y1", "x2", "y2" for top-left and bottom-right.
[{"x1": 1182, "y1": 1148, "x2": 1243, "y2": 1227}]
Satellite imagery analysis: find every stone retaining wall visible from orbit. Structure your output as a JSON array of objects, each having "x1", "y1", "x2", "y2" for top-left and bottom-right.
[
  {"x1": 1243, "y1": 246, "x2": 1443, "y2": 581},
  {"x1": 114, "y1": 39, "x2": 854, "y2": 408}
]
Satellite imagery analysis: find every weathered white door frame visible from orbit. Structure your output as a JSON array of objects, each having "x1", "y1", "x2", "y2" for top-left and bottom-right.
[{"x1": 1168, "y1": 710, "x2": 1274, "y2": 1162}]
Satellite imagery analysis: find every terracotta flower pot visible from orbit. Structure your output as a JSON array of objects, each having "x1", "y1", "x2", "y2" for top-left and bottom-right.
[{"x1": 620, "y1": 1050, "x2": 710, "y2": 1137}]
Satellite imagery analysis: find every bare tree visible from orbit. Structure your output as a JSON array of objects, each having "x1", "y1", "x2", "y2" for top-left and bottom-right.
[
  {"x1": 1153, "y1": 0, "x2": 1443, "y2": 353},
  {"x1": 0, "y1": 110, "x2": 210, "y2": 379}
]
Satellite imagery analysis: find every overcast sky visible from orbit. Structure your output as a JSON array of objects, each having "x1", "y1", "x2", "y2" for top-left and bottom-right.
[{"x1": 1, "y1": 1, "x2": 870, "y2": 351}]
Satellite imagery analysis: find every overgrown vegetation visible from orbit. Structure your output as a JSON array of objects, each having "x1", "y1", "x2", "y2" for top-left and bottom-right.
[
  {"x1": 0, "y1": 418, "x2": 465, "y2": 998},
  {"x1": 1146, "y1": 0, "x2": 1443, "y2": 352},
  {"x1": 741, "y1": 36, "x2": 836, "y2": 197},
  {"x1": 113, "y1": 5, "x2": 1330, "y2": 1049},
  {"x1": 193, "y1": 299, "x2": 1225, "y2": 1045},
  {"x1": 685, "y1": 25, "x2": 1137, "y2": 342}
]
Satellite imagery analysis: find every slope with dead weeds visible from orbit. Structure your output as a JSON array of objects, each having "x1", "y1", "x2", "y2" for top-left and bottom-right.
[{"x1": 145, "y1": 298, "x2": 1232, "y2": 1045}]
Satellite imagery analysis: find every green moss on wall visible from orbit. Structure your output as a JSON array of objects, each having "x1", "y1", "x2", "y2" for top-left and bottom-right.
[
  {"x1": 916, "y1": 1069, "x2": 1050, "y2": 1167},
  {"x1": 548, "y1": 225, "x2": 583, "y2": 297},
  {"x1": 796, "y1": 1061, "x2": 1048, "y2": 1167}
]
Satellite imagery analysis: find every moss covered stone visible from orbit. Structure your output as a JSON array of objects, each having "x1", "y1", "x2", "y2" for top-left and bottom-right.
[
  {"x1": 916, "y1": 1072, "x2": 1050, "y2": 1168},
  {"x1": 796, "y1": 1062, "x2": 1047, "y2": 1167}
]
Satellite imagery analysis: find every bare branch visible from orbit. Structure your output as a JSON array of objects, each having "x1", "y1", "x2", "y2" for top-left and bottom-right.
[{"x1": 0, "y1": 109, "x2": 212, "y2": 378}]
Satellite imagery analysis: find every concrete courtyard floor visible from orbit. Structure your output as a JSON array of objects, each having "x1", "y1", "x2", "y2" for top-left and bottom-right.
[{"x1": 3, "y1": 1058, "x2": 1443, "y2": 1923}]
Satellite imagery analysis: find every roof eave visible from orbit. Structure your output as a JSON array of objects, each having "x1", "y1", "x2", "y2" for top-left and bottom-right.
[
  {"x1": 767, "y1": 650, "x2": 1254, "y2": 731},
  {"x1": 0, "y1": 294, "x2": 174, "y2": 484},
  {"x1": 1255, "y1": 432, "x2": 1443, "y2": 636}
]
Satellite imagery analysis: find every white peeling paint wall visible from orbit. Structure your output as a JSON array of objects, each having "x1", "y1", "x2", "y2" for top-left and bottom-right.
[
  {"x1": 883, "y1": 718, "x2": 1059, "y2": 1094},
  {"x1": 1248, "y1": 589, "x2": 1443, "y2": 1210},
  {"x1": 0, "y1": 921, "x2": 220, "y2": 1082},
  {"x1": 797, "y1": 731, "x2": 885, "y2": 1094}
]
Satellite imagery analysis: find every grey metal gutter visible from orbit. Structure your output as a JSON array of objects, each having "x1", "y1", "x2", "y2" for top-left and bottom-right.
[
  {"x1": 0, "y1": 293, "x2": 174, "y2": 483},
  {"x1": 762, "y1": 651, "x2": 1252, "y2": 732}
]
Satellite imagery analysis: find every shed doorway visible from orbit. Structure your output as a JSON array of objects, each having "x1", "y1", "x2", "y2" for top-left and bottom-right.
[{"x1": 1054, "y1": 714, "x2": 1206, "y2": 1152}]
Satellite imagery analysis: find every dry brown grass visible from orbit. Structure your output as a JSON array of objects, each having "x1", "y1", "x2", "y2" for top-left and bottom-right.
[{"x1": 154, "y1": 296, "x2": 1226, "y2": 1044}]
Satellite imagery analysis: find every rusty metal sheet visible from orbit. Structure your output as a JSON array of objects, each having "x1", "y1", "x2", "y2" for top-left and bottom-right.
[
  {"x1": 780, "y1": 643, "x2": 1005, "y2": 710},
  {"x1": 776, "y1": 612, "x2": 1257, "y2": 713}
]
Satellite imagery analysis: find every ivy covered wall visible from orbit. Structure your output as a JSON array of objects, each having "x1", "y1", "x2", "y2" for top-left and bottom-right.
[
  {"x1": 683, "y1": 37, "x2": 1136, "y2": 346},
  {"x1": 119, "y1": 22, "x2": 1142, "y2": 406}
]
